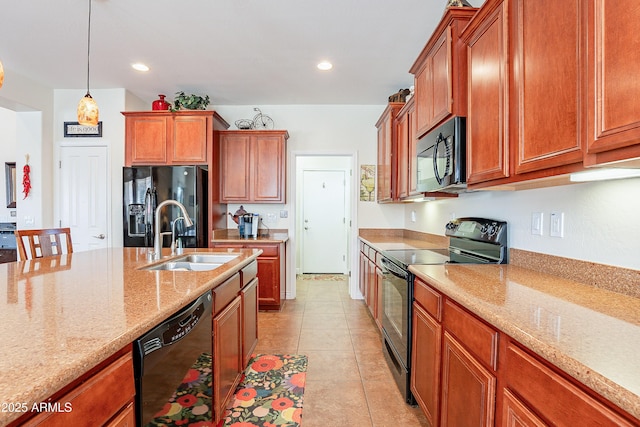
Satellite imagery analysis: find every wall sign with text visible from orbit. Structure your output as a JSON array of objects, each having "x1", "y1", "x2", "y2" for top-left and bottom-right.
[{"x1": 63, "y1": 121, "x2": 102, "y2": 137}]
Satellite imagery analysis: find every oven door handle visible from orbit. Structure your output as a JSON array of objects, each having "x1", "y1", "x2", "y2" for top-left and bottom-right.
[{"x1": 381, "y1": 258, "x2": 408, "y2": 280}]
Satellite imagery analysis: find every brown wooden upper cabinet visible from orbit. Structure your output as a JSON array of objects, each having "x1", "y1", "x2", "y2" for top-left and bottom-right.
[
  {"x1": 410, "y1": 7, "x2": 476, "y2": 140},
  {"x1": 218, "y1": 130, "x2": 289, "y2": 203},
  {"x1": 123, "y1": 110, "x2": 229, "y2": 166},
  {"x1": 461, "y1": 1, "x2": 510, "y2": 186},
  {"x1": 376, "y1": 102, "x2": 404, "y2": 203},
  {"x1": 395, "y1": 98, "x2": 420, "y2": 200},
  {"x1": 461, "y1": 0, "x2": 587, "y2": 189},
  {"x1": 585, "y1": 1, "x2": 640, "y2": 167}
]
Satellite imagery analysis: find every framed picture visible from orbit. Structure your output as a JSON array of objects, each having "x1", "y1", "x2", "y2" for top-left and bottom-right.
[{"x1": 64, "y1": 121, "x2": 102, "y2": 137}]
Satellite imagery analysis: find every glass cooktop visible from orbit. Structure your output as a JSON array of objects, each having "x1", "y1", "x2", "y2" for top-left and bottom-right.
[{"x1": 382, "y1": 248, "x2": 451, "y2": 269}]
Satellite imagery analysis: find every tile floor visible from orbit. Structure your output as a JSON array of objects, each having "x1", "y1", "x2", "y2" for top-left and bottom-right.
[{"x1": 254, "y1": 274, "x2": 428, "y2": 427}]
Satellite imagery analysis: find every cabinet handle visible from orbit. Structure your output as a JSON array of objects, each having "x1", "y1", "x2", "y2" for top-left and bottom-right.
[{"x1": 93, "y1": 234, "x2": 106, "y2": 239}]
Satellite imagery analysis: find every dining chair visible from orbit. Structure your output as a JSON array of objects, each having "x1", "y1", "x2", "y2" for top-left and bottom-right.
[{"x1": 15, "y1": 228, "x2": 73, "y2": 260}]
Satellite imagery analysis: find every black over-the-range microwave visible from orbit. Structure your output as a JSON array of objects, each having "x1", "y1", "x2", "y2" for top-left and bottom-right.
[{"x1": 416, "y1": 116, "x2": 467, "y2": 193}]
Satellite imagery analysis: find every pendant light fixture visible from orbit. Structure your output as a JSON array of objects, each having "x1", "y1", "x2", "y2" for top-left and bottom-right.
[
  {"x1": 0, "y1": 58, "x2": 4, "y2": 89},
  {"x1": 77, "y1": 0, "x2": 99, "y2": 126}
]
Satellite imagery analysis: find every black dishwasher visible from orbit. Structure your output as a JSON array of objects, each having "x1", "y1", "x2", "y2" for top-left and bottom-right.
[{"x1": 134, "y1": 291, "x2": 213, "y2": 426}]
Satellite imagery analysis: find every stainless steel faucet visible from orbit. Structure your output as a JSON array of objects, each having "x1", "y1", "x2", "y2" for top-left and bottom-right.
[
  {"x1": 171, "y1": 216, "x2": 185, "y2": 255},
  {"x1": 153, "y1": 200, "x2": 194, "y2": 260}
]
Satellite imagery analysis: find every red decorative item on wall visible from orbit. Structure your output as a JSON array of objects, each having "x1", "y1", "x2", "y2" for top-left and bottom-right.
[
  {"x1": 23, "y1": 154, "x2": 31, "y2": 199},
  {"x1": 152, "y1": 94, "x2": 170, "y2": 111}
]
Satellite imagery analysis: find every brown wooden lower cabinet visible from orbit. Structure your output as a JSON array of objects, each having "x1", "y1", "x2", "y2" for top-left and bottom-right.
[
  {"x1": 412, "y1": 276, "x2": 640, "y2": 426},
  {"x1": 213, "y1": 295, "x2": 243, "y2": 424},
  {"x1": 503, "y1": 342, "x2": 636, "y2": 427},
  {"x1": 411, "y1": 302, "x2": 442, "y2": 426},
  {"x1": 16, "y1": 351, "x2": 135, "y2": 427},
  {"x1": 241, "y1": 277, "x2": 259, "y2": 367},
  {"x1": 441, "y1": 332, "x2": 496, "y2": 427},
  {"x1": 213, "y1": 242, "x2": 286, "y2": 310}
]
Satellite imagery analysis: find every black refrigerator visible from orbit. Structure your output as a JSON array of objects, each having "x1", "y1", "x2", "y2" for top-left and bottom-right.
[{"x1": 123, "y1": 166, "x2": 208, "y2": 248}]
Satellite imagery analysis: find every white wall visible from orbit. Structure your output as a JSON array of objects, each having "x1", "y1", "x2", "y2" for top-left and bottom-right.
[
  {"x1": 403, "y1": 178, "x2": 640, "y2": 270},
  {"x1": 53, "y1": 88, "x2": 145, "y2": 247},
  {"x1": 0, "y1": 107, "x2": 16, "y2": 222},
  {"x1": 213, "y1": 105, "x2": 405, "y2": 231}
]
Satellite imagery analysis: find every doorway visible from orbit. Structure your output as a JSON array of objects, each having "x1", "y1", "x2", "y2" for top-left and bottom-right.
[
  {"x1": 58, "y1": 145, "x2": 110, "y2": 251},
  {"x1": 295, "y1": 155, "x2": 353, "y2": 280}
]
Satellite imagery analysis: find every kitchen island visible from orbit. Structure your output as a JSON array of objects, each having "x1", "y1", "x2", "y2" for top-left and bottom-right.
[{"x1": 0, "y1": 246, "x2": 261, "y2": 426}]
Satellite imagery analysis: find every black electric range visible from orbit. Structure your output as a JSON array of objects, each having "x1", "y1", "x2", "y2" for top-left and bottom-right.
[{"x1": 379, "y1": 217, "x2": 508, "y2": 405}]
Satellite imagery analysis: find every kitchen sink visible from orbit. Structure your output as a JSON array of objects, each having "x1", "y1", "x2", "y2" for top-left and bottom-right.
[{"x1": 141, "y1": 253, "x2": 239, "y2": 271}]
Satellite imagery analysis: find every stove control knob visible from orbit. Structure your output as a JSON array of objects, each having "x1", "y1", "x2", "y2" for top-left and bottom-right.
[
  {"x1": 480, "y1": 224, "x2": 489, "y2": 234},
  {"x1": 487, "y1": 224, "x2": 498, "y2": 237},
  {"x1": 446, "y1": 222, "x2": 457, "y2": 230}
]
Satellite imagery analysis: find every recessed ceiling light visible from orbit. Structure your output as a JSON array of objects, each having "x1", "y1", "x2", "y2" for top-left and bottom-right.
[
  {"x1": 317, "y1": 61, "x2": 333, "y2": 71},
  {"x1": 131, "y1": 63, "x2": 149, "y2": 72}
]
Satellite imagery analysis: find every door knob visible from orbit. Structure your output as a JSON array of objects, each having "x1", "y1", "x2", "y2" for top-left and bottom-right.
[{"x1": 93, "y1": 234, "x2": 106, "y2": 239}]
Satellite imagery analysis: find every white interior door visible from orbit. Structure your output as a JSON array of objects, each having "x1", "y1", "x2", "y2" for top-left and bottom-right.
[
  {"x1": 302, "y1": 169, "x2": 347, "y2": 273},
  {"x1": 59, "y1": 146, "x2": 109, "y2": 252}
]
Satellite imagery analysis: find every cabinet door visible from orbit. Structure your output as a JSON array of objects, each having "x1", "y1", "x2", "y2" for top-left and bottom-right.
[
  {"x1": 253, "y1": 135, "x2": 285, "y2": 202},
  {"x1": 171, "y1": 114, "x2": 209, "y2": 164},
  {"x1": 366, "y1": 258, "x2": 376, "y2": 317},
  {"x1": 511, "y1": 0, "x2": 584, "y2": 174},
  {"x1": 220, "y1": 133, "x2": 251, "y2": 202},
  {"x1": 396, "y1": 107, "x2": 410, "y2": 199},
  {"x1": 359, "y1": 250, "x2": 368, "y2": 298},
  {"x1": 241, "y1": 278, "x2": 259, "y2": 367},
  {"x1": 465, "y1": 2, "x2": 510, "y2": 185},
  {"x1": 440, "y1": 332, "x2": 496, "y2": 427},
  {"x1": 376, "y1": 118, "x2": 391, "y2": 202},
  {"x1": 431, "y1": 28, "x2": 452, "y2": 127},
  {"x1": 375, "y1": 264, "x2": 384, "y2": 331},
  {"x1": 256, "y1": 256, "x2": 281, "y2": 310},
  {"x1": 586, "y1": 1, "x2": 640, "y2": 164},
  {"x1": 126, "y1": 115, "x2": 168, "y2": 165},
  {"x1": 501, "y1": 389, "x2": 547, "y2": 427},
  {"x1": 411, "y1": 302, "x2": 442, "y2": 426},
  {"x1": 414, "y1": 60, "x2": 433, "y2": 138},
  {"x1": 407, "y1": 101, "x2": 419, "y2": 196},
  {"x1": 213, "y1": 296, "x2": 243, "y2": 424}
]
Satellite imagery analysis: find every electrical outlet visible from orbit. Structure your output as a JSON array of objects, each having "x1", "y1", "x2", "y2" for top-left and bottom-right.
[
  {"x1": 411, "y1": 210, "x2": 416, "y2": 222},
  {"x1": 265, "y1": 213, "x2": 277, "y2": 224},
  {"x1": 279, "y1": 210, "x2": 288, "y2": 218},
  {"x1": 550, "y1": 212, "x2": 564, "y2": 237},
  {"x1": 531, "y1": 212, "x2": 543, "y2": 235}
]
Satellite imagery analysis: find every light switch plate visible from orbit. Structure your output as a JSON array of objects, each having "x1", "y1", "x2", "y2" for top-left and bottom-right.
[
  {"x1": 550, "y1": 212, "x2": 564, "y2": 237},
  {"x1": 531, "y1": 212, "x2": 543, "y2": 235}
]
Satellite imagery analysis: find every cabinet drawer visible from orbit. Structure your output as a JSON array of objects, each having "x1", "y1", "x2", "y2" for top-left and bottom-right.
[
  {"x1": 241, "y1": 260, "x2": 258, "y2": 285},
  {"x1": 213, "y1": 273, "x2": 241, "y2": 314},
  {"x1": 250, "y1": 244, "x2": 279, "y2": 257},
  {"x1": 443, "y1": 300, "x2": 498, "y2": 370},
  {"x1": 23, "y1": 353, "x2": 134, "y2": 427},
  {"x1": 505, "y1": 343, "x2": 635, "y2": 426},
  {"x1": 414, "y1": 278, "x2": 442, "y2": 321}
]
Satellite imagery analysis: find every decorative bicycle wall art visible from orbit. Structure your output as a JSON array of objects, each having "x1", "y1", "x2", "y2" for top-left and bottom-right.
[{"x1": 234, "y1": 107, "x2": 275, "y2": 130}]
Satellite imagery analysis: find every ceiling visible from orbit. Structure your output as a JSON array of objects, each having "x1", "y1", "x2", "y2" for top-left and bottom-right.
[{"x1": 0, "y1": 0, "x2": 483, "y2": 106}]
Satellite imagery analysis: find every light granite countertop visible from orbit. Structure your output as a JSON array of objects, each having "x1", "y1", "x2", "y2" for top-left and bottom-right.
[
  {"x1": 409, "y1": 264, "x2": 640, "y2": 422},
  {"x1": 0, "y1": 247, "x2": 261, "y2": 426}
]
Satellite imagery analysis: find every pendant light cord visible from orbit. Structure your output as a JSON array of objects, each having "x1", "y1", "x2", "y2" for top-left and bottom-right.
[{"x1": 85, "y1": 0, "x2": 92, "y2": 95}]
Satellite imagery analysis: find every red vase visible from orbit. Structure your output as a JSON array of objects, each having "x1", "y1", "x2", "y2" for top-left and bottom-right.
[{"x1": 152, "y1": 94, "x2": 170, "y2": 111}]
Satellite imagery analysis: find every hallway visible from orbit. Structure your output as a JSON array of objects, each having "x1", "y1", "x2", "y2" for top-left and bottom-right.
[{"x1": 254, "y1": 274, "x2": 428, "y2": 426}]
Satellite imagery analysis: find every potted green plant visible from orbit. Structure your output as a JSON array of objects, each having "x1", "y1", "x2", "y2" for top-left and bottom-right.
[{"x1": 171, "y1": 91, "x2": 210, "y2": 111}]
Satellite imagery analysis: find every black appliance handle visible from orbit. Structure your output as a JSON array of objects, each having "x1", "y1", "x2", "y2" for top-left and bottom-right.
[
  {"x1": 432, "y1": 132, "x2": 450, "y2": 185},
  {"x1": 381, "y1": 258, "x2": 408, "y2": 280}
]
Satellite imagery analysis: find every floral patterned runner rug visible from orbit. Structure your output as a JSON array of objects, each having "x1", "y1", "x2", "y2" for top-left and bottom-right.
[{"x1": 220, "y1": 354, "x2": 308, "y2": 427}]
